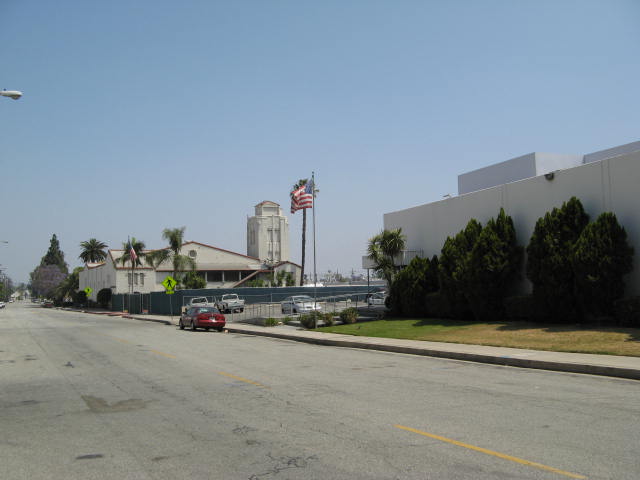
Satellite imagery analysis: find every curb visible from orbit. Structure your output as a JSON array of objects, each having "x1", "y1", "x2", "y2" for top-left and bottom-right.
[{"x1": 224, "y1": 327, "x2": 640, "y2": 381}]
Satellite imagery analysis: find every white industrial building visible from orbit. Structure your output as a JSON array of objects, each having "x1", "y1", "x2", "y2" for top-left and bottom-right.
[{"x1": 383, "y1": 140, "x2": 640, "y2": 295}]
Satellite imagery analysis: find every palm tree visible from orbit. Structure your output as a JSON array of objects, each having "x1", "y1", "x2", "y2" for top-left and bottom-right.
[
  {"x1": 79, "y1": 238, "x2": 108, "y2": 264},
  {"x1": 119, "y1": 237, "x2": 146, "y2": 295},
  {"x1": 367, "y1": 228, "x2": 406, "y2": 287},
  {"x1": 145, "y1": 227, "x2": 196, "y2": 286},
  {"x1": 162, "y1": 227, "x2": 196, "y2": 282}
]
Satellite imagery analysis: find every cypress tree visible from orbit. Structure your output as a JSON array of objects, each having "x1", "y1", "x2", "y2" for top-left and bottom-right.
[
  {"x1": 438, "y1": 219, "x2": 482, "y2": 319},
  {"x1": 526, "y1": 197, "x2": 589, "y2": 322},
  {"x1": 466, "y1": 209, "x2": 523, "y2": 321},
  {"x1": 572, "y1": 212, "x2": 634, "y2": 317},
  {"x1": 40, "y1": 234, "x2": 69, "y2": 274}
]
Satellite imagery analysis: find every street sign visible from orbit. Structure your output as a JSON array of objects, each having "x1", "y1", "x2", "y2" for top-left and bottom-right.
[
  {"x1": 84, "y1": 287, "x2": 93, "y2": 296},
  {"x1": 162, "y1": 276, "x2": 177, "y2": 294}
]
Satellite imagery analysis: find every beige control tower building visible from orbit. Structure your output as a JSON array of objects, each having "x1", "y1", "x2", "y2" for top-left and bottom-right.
[{"x1": 247, "y1": 201, "x2": 290, "y2": 263}]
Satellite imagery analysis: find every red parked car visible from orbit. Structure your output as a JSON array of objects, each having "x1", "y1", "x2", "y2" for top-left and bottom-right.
[{"x1": 179, "y1": 306, "x2": 226, "y2": 332}]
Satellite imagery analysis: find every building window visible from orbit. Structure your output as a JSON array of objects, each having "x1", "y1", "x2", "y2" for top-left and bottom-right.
[
  {"x1": 139, "y1": 273, "x2": 144, "y2": 286},
  {"x1": 189, "y1": 250, "x2": 197, "y2": 259},
  {"x1": 207, "y1": 271, "x2": 222, "y2": 282},
  {"x1": 128, "y1": 273, "x2": 133, "y2": 286}
]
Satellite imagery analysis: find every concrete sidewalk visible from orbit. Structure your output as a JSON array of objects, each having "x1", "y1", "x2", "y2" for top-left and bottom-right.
[{"x1": 83, "y1": 309, "x2": 640, "y2": 381}]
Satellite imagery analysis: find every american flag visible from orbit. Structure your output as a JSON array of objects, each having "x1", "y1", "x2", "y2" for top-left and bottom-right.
[
  {"x1": 290, "y1": 181, "x2": 313, "y2": 213},
  {"x1": 129, "y1": 241, "x2": 138, "y2": 263}
]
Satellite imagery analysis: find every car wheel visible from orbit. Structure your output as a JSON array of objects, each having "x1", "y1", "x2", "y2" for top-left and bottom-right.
[
  {"x1": 179, "y1": 319, "x2": 184, "y2": 330},
  {"x1": 293, "y1": 308, "x2": 297, "y2": 314},
  {"x1": 205, "y1": 328, "x2": 210, "y2": 331},
  {"x1": 191, "y1": 321, "x2": 196, "y2": 331},
  {"x1": 239, "y1": 308, "x2": 244, "y2": 313},
  {"x1": 216, "y1": 327, "x2": 223, "y2": 332},
  {"x1": 281, "y1": 307, "x2": 285, "y2": 314}
]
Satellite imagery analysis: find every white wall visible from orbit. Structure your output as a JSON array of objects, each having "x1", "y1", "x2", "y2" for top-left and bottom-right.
[{"x1": 385, "y1": 150, "x2": 640, "y2": 295}]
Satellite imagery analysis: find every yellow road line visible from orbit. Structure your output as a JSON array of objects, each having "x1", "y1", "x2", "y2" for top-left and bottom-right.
[
  {"x1": 113, "y1": 337, "x2": 131, "y2": 344},
  {"x1": 217, "y1": 371, "x2": 268, "y2": 388},
  {"x1": 394, "y1": 425, "x2": 586, "y2": 479},
  {"x1": 150, "y1": 349, "x2": 176, "y2": 359}
]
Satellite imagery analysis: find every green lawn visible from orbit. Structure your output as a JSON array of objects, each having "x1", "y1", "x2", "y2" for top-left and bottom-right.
[{"x1": 317, "y1": 318, "x2": 640, "y2": 357}]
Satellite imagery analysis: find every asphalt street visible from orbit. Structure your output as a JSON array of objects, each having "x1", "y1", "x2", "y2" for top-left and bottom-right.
[{"x1": 1, "y1": 303, "x2": 639, "y2": 479}]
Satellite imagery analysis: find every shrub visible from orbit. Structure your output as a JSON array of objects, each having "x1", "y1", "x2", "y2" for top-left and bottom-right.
[
  {"x1": 438, "y1": 219, "x2": 482, "y2": 319},
  {"x1": 264, "y1": 317, "x2": 279, "y2": 327},
  {"x1": 182, "y1": 271, "x2": 206, "y2": 289},
  {"x1": 74, "y1": 290, "x2": 87, "y2": 305},
  {"x1": 389, "y1": 256, "x2": 439, "y2": 317},
  {"x1": 339, "y1": 307, "x2": 358, "y2": 324},
  {"x1": 613, "y1": 297, "x2": 640, "y2": 327},
  {"x1": 572, "y1": 212, "x2": 634, "y2": 317},
  {"x1": 526, "y1": 197, "x2": 589, "y2": 322},
  {"x1": 281, "y1": 316, "x2": 294, "y2": 324},
  {"x1": 97, "y1": 288, "x2": 112, "y2": 309},
  {"x1": 503, "y1": 295, "x2": 538, "y2": 321},
  {"x1": 299, "y1": 311, "x2": 323, "y2": 329},
  {"x1": 322, "y1": 312, "x2": 336, "y2": 327},
  {"x1": 466, "y1": 209, "x2": 523, "y2": 321}
]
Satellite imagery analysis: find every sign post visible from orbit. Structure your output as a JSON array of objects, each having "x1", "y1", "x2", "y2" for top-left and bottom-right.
[
  {"x1": 84, "y1": 287, "x2": 93, "y2": 309},
  {"x1": 161, "y1": 276, "x2": 177, "y2": 321}
]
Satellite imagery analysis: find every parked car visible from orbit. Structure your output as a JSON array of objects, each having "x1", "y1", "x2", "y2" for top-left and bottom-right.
[
  {"x1": 181, "y1": 296, "x2": 214, "y2": 314},
  {"x1": 179, "y1": 306, "x2": 226, "y2": 332},
  {"x1": 215, "y1": 294, "x2": 245, "y2": 313},
  {"x1": 0, "y1": 302, "x2": 5, "y2": 309},
  {"x1": 367, "y1": 292, "x2": 387, "y2": 306},
  {"x1": 280, "y1": 295, "x2": 321, "y2": 314}
]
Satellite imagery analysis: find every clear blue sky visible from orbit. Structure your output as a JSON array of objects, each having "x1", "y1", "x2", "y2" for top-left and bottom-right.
[{"x1": 1, "y1": 0, "x2": 639, "y2": 284}]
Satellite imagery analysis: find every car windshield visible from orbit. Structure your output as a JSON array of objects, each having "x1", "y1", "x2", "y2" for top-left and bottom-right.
[
  {"x1": 293, "y1": 296, "x2": 313, "y2": 302},
  {"x1": 197, "y1": 307, "x2": 220, "y2": 314}
]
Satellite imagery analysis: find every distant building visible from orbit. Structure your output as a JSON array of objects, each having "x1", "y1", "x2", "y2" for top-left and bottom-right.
[
  {"x1": 247, "y1": 201, "x2": 290, "y2": 264},
  {"x1": 80, "y1": 240, "x2": 301, "y2": 301}
]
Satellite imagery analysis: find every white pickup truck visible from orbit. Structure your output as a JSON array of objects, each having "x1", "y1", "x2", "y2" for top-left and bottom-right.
[
  {"x1": 215, "y1": 294, "x2": 245, "y2": 313},
  {"x1": 181, "y1": 296, "x2": 215, "y2": 313}
]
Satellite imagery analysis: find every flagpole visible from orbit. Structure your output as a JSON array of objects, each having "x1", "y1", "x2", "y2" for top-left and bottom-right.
[{"x1": 312, "y1": 172, "x2": 317, "y2": 327}]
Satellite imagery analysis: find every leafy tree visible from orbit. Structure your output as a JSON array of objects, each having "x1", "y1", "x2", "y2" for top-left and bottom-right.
[
  {"x1": 367, "y1": 228, "x2": 406, "y2": 287},
  {"x1": 466, "y1": 209, "x2": 523, "y2": 321},
  {"x1": 40, "y1": 234, "x2": 68, "y2": 273},
  {"x1": 182, "y1": 271, "x2": 206, "y2": 289},
  {"x1": 0, "y1": 276, "x2": 13, "y2": 302},
  {"x1": 52, "y1": 266, "x2": 82, "y2": 304},
  {"x1": 438, "y1": 219, "x2": 482, "y2": 319},
  {"x1": 572, "y1": 212, "x2": 634, "y2": 317},
  {"x1": 31, "y1": 264, "x2": 67, "y2": 298},
  {"x1": 526, "y1": 197, "x2": 589, "y2": 322},
  {"x1": 79, "y1": 238, "x2": 108, "y2": 263},
  {"x1": 284, "y1": 272, "x2": 295, "y2": 286}
]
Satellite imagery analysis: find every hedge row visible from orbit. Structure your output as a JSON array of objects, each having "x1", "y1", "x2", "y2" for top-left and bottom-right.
[{"x1": 388, "y1": 198, "x2": 635, "y2": 325}]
